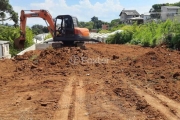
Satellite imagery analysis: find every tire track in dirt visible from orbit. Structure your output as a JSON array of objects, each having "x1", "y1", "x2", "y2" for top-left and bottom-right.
[
  {"x1": 100, "y1": 100, "x2": 129, "y2": 120},
  {"x1": 84, "y1": 78, "x2": 134, "y2": 120},
  {"x1": 74, "y1": 79, "x2": 89, "y2": 120},
  {"x1": 147, "y1": 88, "x2": 180, "y2": 118},
  {"x1": 67, "y1": 80, "x2": 76, "y2": 120},
  {"x1": 53, "y1": 77, "x2": 88, "y2": 120},
  {"x1": 131, "y1": 84, "x2": 180, "y2": 120},
  {"x1": 99, "y1": 82, "x2": 131, "y2": 119},
  {"x1": 53, "y1": 78, "x2": 73, "y2": 120}
]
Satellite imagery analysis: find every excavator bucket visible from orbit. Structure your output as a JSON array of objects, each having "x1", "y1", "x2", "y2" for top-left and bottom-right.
[{"x1": 14, "y1": 37, "x2": 25, "y2": 49}]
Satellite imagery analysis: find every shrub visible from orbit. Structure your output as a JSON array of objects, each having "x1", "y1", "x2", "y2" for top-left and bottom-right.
[
  {"x1": 98, "y1": 29, "x2": 111, "y2": 33},
  {"x1": 106, "y1": 19, "x2": 180, "y2": 50},
  {"x1": 106, "y1": 30, "x2": 133, "y2": 44},
  {"x1": 0, "y1": 25, "x2": 34, "y2": 56}
]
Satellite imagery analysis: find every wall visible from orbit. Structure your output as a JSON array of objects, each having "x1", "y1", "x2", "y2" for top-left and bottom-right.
[
  {"x1": 0, "y1": 45, "x2": 2, "y2": 58},
  {"x1": 121, "y1": 13, "x2": 139, "y2": 24},
  {"x1": 167, "y1": 9, "x2": 178, "y2": 20},
  {"x1": 0, "y1": 44, "x2": 11, "y2": 59},
  {"x1": 161, "y1": 6, "x2": 180, "y2": 21},
  {"x1": 120, "y1": 13, "x2": 126, "y2": 22},
  {"x1": 161, "y1": 6, "x2": 167, "y2": 21},
  {"x1": 102, "y1": 24, "x2": 109, "y2": 30}
]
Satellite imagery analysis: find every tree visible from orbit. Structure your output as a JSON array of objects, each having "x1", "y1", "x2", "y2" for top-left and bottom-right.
[
  {"x1": 31, "y1": 24, "x2": 44, "y2": 35},
  {"x1": 78, "y1": 21, "x2": 93, "y2": 30},
  {"x1": 78, "y1": 21, "x2": 85, "y2": 27},
  {"x1": 0, "y1": 0, "x2": 18, "y2": 25},
  {"x1": 172, "y1": 1, "x2": 180, "y2": 6},
  {"x1": 0, "y1": 12, "x2": 6, "y2": 24},
  {"x1": 91, "y1": 16, "x2": 98, "y2": 29},
  {"x1": 42, "y1": 26, "x2": 49, "y2": 33},
  {"x1": 96, "y1": 20, "x2": 103, "y2": 29},
  {"x1": 31, "y1": 24, "x2": 49, "y2": 35},
  {"x1": 110, "y1": 19, "x2": 120, "y2": 27}
]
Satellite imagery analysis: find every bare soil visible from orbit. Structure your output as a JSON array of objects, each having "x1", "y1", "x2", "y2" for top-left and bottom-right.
[{"x1": 0, "y1": 43, "x2": 180, "y2": 120}]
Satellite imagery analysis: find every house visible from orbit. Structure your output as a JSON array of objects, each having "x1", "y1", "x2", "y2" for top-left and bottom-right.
[
  {"x1": 102, "y1": 24, "x2": 109, "y2": 30},
  {"x1": 141, "y1": 13, "x2": 151, "y2": 23},
  {"x1": 0, "y1": 40, "x2": 11, "y2": 59},
  {"x1": 129, "y1": 17, "x2": 144, "y2": 24},
  {"x1": 161, "y1": 6, "x2": 180, "y2": 21},
  {"x1": 119, "y1": 10, "x2": 140, "y2": 24}
]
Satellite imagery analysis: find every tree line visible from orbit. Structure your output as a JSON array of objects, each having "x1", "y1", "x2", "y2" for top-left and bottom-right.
[{"x1": 78, "y1": 16, "x2": 120, "y2": 31}]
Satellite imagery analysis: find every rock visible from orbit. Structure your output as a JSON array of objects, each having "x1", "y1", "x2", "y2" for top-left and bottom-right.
[
  {"x1": 50, "y1": 61, "x2": 56, "y2": 65},
  {"x1": 37, "y1": 67, "x2": 43, "y2": 71},
  {"x1": 112, "y1": 55, "x2": 119, "y2": 60},
  {"x1": 173, "y1": 72, "x2": 180, "y2": 79},
  {"x1": 155, "y1": 86, "x2": 161, "y2": 90},
  {"x1": 27, "y1": 96, "x2": 32, "y2": 100},
  {"x1": 160, "y1": 75, "x2": 165, "y2": 79},
  {"x1": 31, "y1": 64, "x2": 37, "y2": 69},
  {"x1": 17, "y1": 67, "x2": 22, "y2": 71},
  {"x1": 136, "y1": 100, "x2": 149, "y2": 110},
  {"x1": 41, "y1": 103, "x2": 47, "y2": 107}
]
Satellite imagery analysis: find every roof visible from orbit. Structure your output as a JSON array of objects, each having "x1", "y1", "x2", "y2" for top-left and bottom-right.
[
  {"x1": 120, "y1": 10, "x2": 140, "y2": 16},
  {"x1": 0, "y1": 40, "x2": 9, "y2": 45},
  {"x1": 163, "y1": 6, "x2": 180, "y2": 9},
  {"x1": 129, "y1": 17, "x2": 144, "y2": 20},
  {"x1": 56, "y1": 15, "x2": 76, "y2": 19},
  {"x1": 142, "y1": 13, "x2": 150, "y2": 16}
]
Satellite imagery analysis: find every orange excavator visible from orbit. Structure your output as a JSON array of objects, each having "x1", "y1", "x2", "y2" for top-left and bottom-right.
[{"x1": 14, "y1": 10, "x2": 99, "y2": 49}]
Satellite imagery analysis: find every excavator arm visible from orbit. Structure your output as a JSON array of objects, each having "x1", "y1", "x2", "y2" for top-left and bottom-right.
[{"x1": 14, "y1": 10, "x2": 55, "y2": 49}]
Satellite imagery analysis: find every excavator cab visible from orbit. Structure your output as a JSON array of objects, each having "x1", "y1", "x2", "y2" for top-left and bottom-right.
[
  {"x1": 55, "y1": 15, "x2": 75, "y2": 37},
  {"x1": 52, "y1": 15, "x2": 92, "y2": 47}
]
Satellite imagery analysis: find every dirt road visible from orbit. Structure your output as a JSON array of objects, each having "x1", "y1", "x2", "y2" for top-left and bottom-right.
[{"x1": 0, "y1": 44, "x2": 180, "y2": 120}]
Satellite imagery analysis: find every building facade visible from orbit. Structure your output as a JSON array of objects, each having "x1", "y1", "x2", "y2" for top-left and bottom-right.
[
  {"x1": 119, "y1": 10, "x2": 140, "y2": 24},
  {"x1": 102, "y1": 24, "x2": 109, "y2": 30},
  {"x1": 161, "y1": 6, "x2": 180, "y2": 21}
]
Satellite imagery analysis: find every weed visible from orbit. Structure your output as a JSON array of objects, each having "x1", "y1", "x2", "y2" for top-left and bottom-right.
[
  {"x1": 29, "y1": 54, "x2": 38, "y2": 61},
  {"x1": 107, "y1": 19, "x2": 180, "y2": 50}
]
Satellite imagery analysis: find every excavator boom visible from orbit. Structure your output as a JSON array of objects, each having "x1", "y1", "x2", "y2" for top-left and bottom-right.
[{"x1": 14, "y1": 10, "x2": 55, "y2": 49}]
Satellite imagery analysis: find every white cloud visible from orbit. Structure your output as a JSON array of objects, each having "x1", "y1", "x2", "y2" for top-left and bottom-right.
[
  {"x1": 27, "y1": 0, "x2": 123, "y2": 25},
  {"x1": 156, "y1": 0, "x2": 180, "y2": 4},
  {"x1": 7, "y1": 0, "x2": 180, "y2": 26}
]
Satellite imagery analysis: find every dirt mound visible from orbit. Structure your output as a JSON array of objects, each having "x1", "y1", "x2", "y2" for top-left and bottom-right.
[
  {"x1": 15, "y1": 50, "x2": 41, "y2": 60},
  {"x1": 113, "y1": 87, "x2": 163, "y2": 119},
  {"x1": 0, "y1": 44, "x2": 180, "y2": 120},
  {"x1": 130, "y1": 51, "x2": 165, "y2": 68},
  {"x1": 14, "y1": 47, "x2": 89, "y2": 72}
]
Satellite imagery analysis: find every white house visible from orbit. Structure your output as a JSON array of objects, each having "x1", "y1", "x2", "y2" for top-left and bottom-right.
[
  {"x1": 141, "y1": 13, "x2": 151, "y2": 23},
  {"x1": 161, "y1": 6, "x2": 180, "y2": 21},
  {"x1": 0, "y1": 40, "x2": 11, "y2": 59}
]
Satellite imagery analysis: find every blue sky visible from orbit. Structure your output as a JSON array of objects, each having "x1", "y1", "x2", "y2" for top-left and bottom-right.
[{"x1": 8, "y1": 0, "x2": 180, "y2": 26}]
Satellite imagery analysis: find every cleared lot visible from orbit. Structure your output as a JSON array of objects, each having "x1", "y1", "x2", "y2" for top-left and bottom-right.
[{"x1": 0, "y1": 43, "x2": 180, "y2": 120}]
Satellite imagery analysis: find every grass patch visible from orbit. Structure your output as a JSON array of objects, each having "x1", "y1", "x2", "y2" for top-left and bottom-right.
[{"x1": 107, "y1": 19, "x2": 180, "y2": 50}]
